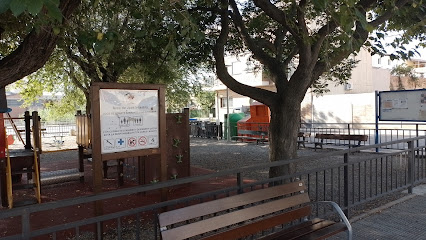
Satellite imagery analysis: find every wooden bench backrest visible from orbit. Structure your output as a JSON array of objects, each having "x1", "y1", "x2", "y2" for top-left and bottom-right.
[
  {"x1": 237, "y1": 129, "x2": 268, "y2": 136},
  {"x1": 315, "y1": 133, "x2": 368, "y2": 141},
  {"x1": 298, "y1": 132, "x2": 311, "y2": 137},
  {"x1": 159, "y1": 181, "x2": 310, "y2": 240}
]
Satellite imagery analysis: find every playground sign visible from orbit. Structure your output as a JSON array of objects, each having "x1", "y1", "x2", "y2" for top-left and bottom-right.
[
  {"x1": 90, "y1": 83, "x2": 167, "y2": 204},
  {"x1": 379, "y1": 89, "x2": 426, "y2": 122},
  {"x1": 99, "y1": 89, "x2": 159, "y2": 153}
]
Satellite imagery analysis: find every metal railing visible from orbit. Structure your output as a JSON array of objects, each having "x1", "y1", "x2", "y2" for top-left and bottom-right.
[
  {"x1": 189, "y1": 121, "x2": 223, "y2": 139},
  {"x1": 1, "y1": 136, "x2": 426, "y2": 239},
  {"x1": 300, "y1": 122, "x2": 426, "y2": 149},
  {"x1": 5, "y1": 121, "x2": 75, "y2": 137}
]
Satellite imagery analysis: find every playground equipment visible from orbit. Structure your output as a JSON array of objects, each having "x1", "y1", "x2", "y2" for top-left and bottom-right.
[
  {"x1": 1, "y1": 111, "x2": 42, "y2": 208},
  {"x1": 236, "y1": 103, "x2": 270, "y2": 140},
  {"x1": 1, "y1": 111, "x2": 83, "y2": 208}
]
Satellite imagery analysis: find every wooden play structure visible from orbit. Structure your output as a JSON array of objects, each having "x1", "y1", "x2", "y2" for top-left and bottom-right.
[{"x1": 0, "y1": 111, "x2": 42, "y2": 208}]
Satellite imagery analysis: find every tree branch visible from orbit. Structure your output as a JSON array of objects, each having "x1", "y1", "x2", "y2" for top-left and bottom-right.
[
  {"x1": 65, "y1": 48, "x2": 102, "y2": 83},
  {"x1": 65, "y1": 61, "x2": 88, "y2": 93},
  {"x1": 228, "y1": 0, "x2": 277, "y2": 70},
  {"x1": 253, "y1": 0, "x2": 300, "y2": 41},
  {"x1": 0, "y1": 0, "x2": 81, "y2": 88},
  {"x1": 369, "y1": 0, "x2": 412, "y2": 27},
  {"x1": 213, "y1": 0, "x2": 276, "y2": 106}
]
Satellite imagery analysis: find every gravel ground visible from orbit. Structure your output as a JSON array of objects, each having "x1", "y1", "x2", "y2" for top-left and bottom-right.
[
  {"x1": 190, "y1": 138, "x2": 408, "y2": 217},
  {"x1": 190, "y1": 138, "x2": 377, "y2": 180}
]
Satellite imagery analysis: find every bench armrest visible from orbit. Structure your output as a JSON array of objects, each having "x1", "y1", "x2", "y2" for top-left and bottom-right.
[{"x1": 316, "y1": 201, "x2": 352, "y2": 240}]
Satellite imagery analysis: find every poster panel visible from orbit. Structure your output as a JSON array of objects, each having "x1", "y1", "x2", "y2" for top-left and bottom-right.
[
  {"x1": 99, "y1": 89, "x2": 159, "y2": 154},
  {"x1": 379, "y1": 89, "x2": 426, "y2": 122}
]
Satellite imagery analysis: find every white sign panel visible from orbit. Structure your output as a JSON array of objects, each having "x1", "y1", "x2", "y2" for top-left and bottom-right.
[
  {"x1": 99, "y1": 89, "x2": 159, "y2": 153},
  {"x1": 379, "y1": 89, "x2": 426, "y2": 122}
]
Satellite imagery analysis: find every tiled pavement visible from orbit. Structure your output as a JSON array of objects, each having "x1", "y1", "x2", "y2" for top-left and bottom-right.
[{"x1": 329, "y1": 185, "x2": 426, "y2": 240}]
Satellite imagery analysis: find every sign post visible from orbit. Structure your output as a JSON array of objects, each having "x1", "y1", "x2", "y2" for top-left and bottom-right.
[
  {"x1": 377, "y1": 89, "x2": 426, "y2": 153},
  {"x1": 90, "y1": 83, "x2": 167, "y2": 214}
]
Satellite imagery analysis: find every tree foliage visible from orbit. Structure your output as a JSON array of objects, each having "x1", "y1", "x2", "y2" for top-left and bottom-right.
[
  {"x1": 0, "y1": 0, "x2": 81, "y2": 88},
  {"x1": 195, "y1": 90, "x2": 215, "y2": 112},
  {"x1": 7, "y1": 0, "x2": 206, "y2": 116},
  {"x1": 391, "y1": 63, "x2": 420, "y2": 89}
]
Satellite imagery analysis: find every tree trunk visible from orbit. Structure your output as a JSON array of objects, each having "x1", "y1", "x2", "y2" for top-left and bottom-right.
[
  {"x1": 268, "y1": 96, "x2": 300, "y2": 179},
  {"x1": 0, "y1": 0, "x2": 81, "y2": 88}
]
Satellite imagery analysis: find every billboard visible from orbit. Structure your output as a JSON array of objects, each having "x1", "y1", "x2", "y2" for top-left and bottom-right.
[{"x1": 379, "y1": 89, "x2": 426, "y2": 122}]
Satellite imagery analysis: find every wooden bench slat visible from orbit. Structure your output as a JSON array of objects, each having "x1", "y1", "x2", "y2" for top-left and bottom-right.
[
  {"x1": 160, "y1": 193, "x2": 310, "y2": 240},
  {"x1": 202, "y1": 206, "x2": 312, "y2": 240},
  {"x1": 260, "y1": 218, "x2": 338, "y2": 240},
  {"x1": 159, "y1": 181, "x2": 305, "y2": 226},
  {"x1": 232, "y1": 129, "x2": 268, "y2": 144},
  {"x1": 314, "y1": 133, "x2": 368, "y2": 150},
  {"x1": 259, "y1": 218, "x2": 325, "y2": 240}
]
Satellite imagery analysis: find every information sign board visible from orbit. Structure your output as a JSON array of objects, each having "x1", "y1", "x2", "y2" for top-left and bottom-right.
[
  {"x1": 99, "y1": 89, "x2": 159, "y2": 153},
  {"x1": 379, "y1": 89, "x2": 426, "y2": 122}
]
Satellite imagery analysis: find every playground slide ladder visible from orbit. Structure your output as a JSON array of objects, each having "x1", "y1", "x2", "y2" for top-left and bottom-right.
[
  {"x1": 6, "y1": 112, "x2": 25, "y2": 145},
  {"x1": 4, "y1": 127, "x2": 41, "y2": 208}
]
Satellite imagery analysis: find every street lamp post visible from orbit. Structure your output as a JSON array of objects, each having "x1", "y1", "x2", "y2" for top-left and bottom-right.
[{"x1": 226, "y1": 87, "x2": 230, "y2": 142}]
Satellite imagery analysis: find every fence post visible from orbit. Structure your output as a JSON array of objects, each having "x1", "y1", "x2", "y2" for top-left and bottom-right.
[
  {"x1": 22, "y1": 208, "x2": 30, "y2": 239},
  {"x1": 408, "y1": 140, "x2": 415, "y2": 194},
  {"x1": 344, "y1": 153, "x2": 350, "y2": 217},
  {"x1": 24, "y1": 111, "x2": 31, "y2": 149},
  {"x1": 347, "y1": 124, "x2": 351, "y2": 149},
  {"x1": 237, "y1": 172, "x2": 243, "y2": 194}
]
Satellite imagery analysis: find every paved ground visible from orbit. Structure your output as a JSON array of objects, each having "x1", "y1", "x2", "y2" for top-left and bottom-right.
[{"x1": 330, "y1": 184, "x2": 426, "y2": 240}]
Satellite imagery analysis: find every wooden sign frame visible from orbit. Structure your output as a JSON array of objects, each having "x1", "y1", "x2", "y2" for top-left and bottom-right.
[{"x1": 90, "y1": 83, "x2": 167, "y2": 194}]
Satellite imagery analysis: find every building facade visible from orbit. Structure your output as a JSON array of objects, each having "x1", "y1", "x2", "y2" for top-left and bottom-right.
[{"x1": 212, "y1": 49, "x2": 397, "y2": 124}]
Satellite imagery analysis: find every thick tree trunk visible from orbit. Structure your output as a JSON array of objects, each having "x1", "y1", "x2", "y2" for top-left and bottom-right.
[
  {"x1": 0, "y1": 0, "x2": 81, "y2": 88},
  {"x1": 268, "y1": 96, "x2": 300, "y2": 179}
]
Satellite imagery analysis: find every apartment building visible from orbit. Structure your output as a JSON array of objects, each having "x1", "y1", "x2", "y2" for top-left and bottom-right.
[{"x1": 212, "y1": 49, "x2": 397, "y2": 124}]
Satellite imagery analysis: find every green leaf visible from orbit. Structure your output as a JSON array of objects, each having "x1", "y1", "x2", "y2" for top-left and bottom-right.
[
  {"x1": 376, "y1": 32, "x2": 385, "y2": 39},
  {"x1": 312, "y1": 0, "x2": 328, "y2": 11},
  {"x1": 0, "y1": 0, "x2": 12, "y2": 14},
  {"x1": 27, "y1": 0, "x2": 43, "y2": 15},
  {"x1": 45, "y1": 1, "x2": 63, "y2": 22},
  {"x1": 53, "y1": 27, "x2": 60, "y2": 35},
  {"x1": 9, "y1": 0, "x2": 27, "y2": 16}
]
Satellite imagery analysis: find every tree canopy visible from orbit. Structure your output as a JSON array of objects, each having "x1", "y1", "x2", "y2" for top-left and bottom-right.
[
  {"x1": 3, "y1": 0, "x2": 206, "y2": 115},
  {"x1": 188, "y1": 0, "x2": 425, "y2": 178},
  {"x1": 0, "y1": 0, "x2": 81, "y2": 88}
]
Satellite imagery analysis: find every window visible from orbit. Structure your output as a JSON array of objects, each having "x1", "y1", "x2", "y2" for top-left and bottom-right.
[{"x1": 220, "y1": 97, "x2": 233, "y2": 108}]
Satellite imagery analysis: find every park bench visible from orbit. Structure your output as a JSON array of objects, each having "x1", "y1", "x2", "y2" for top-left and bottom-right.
[
  {"x1": 231, "y1": 129, "x2": 268, "y2": 144},
  {"x1": 314, "y1": 133, "x2": 368, "y2": 150},
  {"x1": 297, "y1": 132, "x2": 311, "y2": 149},
  {"x1": 158, "y1": 180, "x2": 352, "y2": 240}
]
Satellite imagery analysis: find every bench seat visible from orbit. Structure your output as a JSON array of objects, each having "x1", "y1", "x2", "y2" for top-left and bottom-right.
[
  {"x1": 314, "y1": 134, "x2": 368, "y2": 150},
  {"x1": 231, "y1": 130, "x2": 268, "y2": 144},
  {"x1": 297, "y1": 132, "x2": 311, "y2": 149},
  {"x1": 158, "y1": 181, "x2": 352, "y2": 240}
]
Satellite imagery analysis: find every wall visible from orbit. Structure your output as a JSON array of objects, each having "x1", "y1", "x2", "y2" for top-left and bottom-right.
[
  {"x1": 390, "y1": 76, "x2": 426, "y2": 90},
  {"x1": 372, "y1": 67, "x2": 391, "y2": 91},
  {"x1": 301, "y1": 92, "x2": 377, "y2": 124}
]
